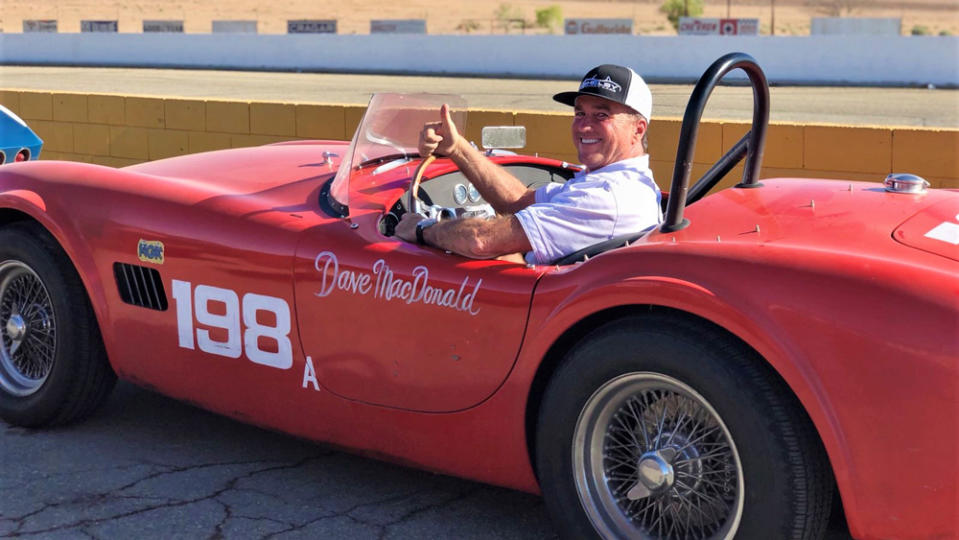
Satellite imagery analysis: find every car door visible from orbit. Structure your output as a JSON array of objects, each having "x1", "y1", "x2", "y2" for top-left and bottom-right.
[{"x1": 293, "y1": 212, "x2": 543, "y2": 412}]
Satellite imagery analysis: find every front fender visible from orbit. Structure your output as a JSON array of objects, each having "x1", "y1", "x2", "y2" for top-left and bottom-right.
[{"x1": 0, "y1": 162, "x2": 130, "y2": 369}]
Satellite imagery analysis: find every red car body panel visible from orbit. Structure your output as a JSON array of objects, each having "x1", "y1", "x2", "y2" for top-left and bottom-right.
[
  {"x1": 522, "y1": 184, "x2": 958, "y2": 539},
  {"x1": 1, "y1": 139, "x2": 956, "y2": 539}
]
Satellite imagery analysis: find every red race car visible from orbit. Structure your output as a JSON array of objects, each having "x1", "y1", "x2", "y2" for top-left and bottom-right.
[{"x1": 1, "y1": 53, "x2": 956, "y2": 539}]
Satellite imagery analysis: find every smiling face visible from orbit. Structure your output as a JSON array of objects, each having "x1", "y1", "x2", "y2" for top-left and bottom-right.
[{"x1": 572, "y1": 95, "x2": 647, "y2": 171}]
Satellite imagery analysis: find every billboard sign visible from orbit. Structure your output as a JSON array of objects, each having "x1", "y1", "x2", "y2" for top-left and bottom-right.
[
  {"x1": 287, "y1": 20, "x2": 337, "y2": 34},
  {"x1": 212, "y1": 20, "x2": 258, "y2": 33},
  {"x1": 370, "y1": 19, "x2": 426, "y2": 34},
  {"x1": 143, "y1": 20, "x2": 184, "y2": 33},
  {"x1": 678, "y1": 18, "x2": 759, "y2": 35},
  {"x1": 81, "y1": 20, "x2": 118, "y2": 33},
  {"x1": 23, "y1": 20, "x2": 58, "y2": 32},
  {"x1": 564, "y1": 18, "x2": 633, "y2": 35},
  {"x1": 811, "y1": 17, "x2": 901, "y2": 35}
]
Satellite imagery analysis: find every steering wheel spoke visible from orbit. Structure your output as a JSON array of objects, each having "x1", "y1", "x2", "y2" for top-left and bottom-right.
[{"x1": 408, "y1": 155, "x2": 437, "y2": 217}]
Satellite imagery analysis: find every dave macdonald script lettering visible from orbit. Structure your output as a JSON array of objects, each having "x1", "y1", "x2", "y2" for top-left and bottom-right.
[{"x1": 313, "y1": 251, "x2": 482, "y2": 315}]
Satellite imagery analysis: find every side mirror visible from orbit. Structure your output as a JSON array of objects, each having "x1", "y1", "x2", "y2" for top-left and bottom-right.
[{"x1": 481, "y1": 126, "x2": 526, "y2": 150}]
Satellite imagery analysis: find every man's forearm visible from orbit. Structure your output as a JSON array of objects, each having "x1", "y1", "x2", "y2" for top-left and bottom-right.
[
  {"x1": 447, "y1": 140, "x2": 536, "y2": 215},
  {"x1": 423, "y1": 215, "x2": 532, "y2": 259}
]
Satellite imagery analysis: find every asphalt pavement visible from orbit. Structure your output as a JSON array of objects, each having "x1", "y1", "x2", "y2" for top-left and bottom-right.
[
  {"x1": 1, "y1": 382, "x2": 556, "y2": 539},
  {"x1": 0, "y1": 380, "x2": 853, "y2": 539},
  {"x1": 1, "y1": 66, "x2": 957, "y2": 127}
]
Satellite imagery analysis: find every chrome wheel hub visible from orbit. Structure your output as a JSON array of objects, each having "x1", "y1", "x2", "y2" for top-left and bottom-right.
[
  {"x1": 0, "y1": 260, "x2": 57, "y2": 397},
  {"x1": 629, "y1": 450, "x2": 676, "y2": 499},
  {"x1": 6, "y1": 313, "x2": 26, "y2": 342},
  {"x1": 573, "y1": 372, "x2": 744, "y2": 539}
]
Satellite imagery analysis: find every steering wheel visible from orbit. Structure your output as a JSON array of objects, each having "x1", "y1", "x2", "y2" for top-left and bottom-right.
[{"x1": 407, "y1": 154, "x2": 437, "y2": 216}]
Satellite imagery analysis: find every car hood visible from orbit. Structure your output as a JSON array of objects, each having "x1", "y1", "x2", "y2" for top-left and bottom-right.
[
  {"x1": 0, "y1": 141, "x2": 351, "y2": 228},
  {"x1": 125, "y1": 141, "x2": 350, "y2": 197}
]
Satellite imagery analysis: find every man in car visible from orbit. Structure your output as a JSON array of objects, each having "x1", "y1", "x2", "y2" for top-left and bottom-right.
[{"x1": 395, "y1": 64, "x2": 662, "y2": 265}]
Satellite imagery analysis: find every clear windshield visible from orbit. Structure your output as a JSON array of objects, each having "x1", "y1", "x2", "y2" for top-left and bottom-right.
[{"x1": 329, "y1": 93, "x2": 467, "y2": 209}]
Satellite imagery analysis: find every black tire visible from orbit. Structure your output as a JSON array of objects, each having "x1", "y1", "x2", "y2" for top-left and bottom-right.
[
  {"x1": 0, "y1": 222, "x2": 116, "y2": 427},
  {"x1": 536, "y1": 312, "x2": 832, "y2": 539}
]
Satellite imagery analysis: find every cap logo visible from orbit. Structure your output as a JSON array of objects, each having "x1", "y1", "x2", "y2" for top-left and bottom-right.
[{"x1": 580, "y1": 75, "x2": 621, "y2": 93}]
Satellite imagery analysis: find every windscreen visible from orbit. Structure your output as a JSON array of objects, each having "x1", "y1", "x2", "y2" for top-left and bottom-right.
[{"x1": 329, "y1": 93, "x2": 467, "y2": 209}]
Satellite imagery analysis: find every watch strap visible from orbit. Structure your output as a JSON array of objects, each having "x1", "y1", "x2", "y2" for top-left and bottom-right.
[{"x1": 415, "y1": 218, "x2": 436, "y2": 245}]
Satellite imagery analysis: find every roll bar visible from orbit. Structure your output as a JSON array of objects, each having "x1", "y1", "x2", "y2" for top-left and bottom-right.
[{"x1": 660, "y1": 52, "x2": 770, "y2": 233}]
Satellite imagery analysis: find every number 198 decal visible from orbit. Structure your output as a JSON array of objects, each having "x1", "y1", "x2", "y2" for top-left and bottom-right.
[{"x1": 171, "y1": 280, "x2": 293, "y2": 369}]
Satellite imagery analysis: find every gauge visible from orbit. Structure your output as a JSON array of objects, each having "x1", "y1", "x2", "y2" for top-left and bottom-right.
[
  {"x1": 467, "y1": 183, "x2": 481, "y2": 203},
  {"x1": 453, "y1": 184, "x2": 468, "y2": 205}
]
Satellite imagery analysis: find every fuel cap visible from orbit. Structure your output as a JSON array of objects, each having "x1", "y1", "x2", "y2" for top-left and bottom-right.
[{"x1": 884, "y1": 173, "x2": 929, "y2": 194}]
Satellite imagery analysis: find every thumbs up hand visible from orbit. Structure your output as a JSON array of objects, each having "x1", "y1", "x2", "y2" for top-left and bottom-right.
[{"x1": 419, "y1": 104, "x2": 463, "y2": 159}]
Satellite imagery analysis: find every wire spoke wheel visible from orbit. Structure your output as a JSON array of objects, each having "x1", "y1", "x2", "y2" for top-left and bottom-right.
[
  {"x1": 0, "y1": 260, "x2": 57, "y2": 396},
  {"x1": 0, "y1": 222, "x2": 116, "y2": 427},
  {"x1": 573, "y1": 372, "x2": 743, "y2": 539}
]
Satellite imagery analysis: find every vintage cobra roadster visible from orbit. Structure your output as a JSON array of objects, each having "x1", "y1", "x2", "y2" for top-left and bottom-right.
[
  {"x1": 0, "y1": 104, "x2": 42, "y2": 164},
  {"x1": 0, "y1": 53, "x2": 956, "y2": 539}
]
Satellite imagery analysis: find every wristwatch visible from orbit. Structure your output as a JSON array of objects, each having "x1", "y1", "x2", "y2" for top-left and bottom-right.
[{"x1": 415, "y1": 218, "x2": 438, "y2": 245}]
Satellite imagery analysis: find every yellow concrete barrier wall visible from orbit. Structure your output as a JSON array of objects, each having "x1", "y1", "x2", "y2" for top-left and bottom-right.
[{"x1": 2, "y1": 90, "x2": 956, "y2": 190}]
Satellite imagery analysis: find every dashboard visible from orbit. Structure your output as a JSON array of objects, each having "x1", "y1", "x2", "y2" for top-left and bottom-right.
[{"x1": 381, "y1": 163, "x2": 577, "y2": 235}]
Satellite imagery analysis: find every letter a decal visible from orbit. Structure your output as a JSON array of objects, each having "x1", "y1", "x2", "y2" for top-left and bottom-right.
[{"x1": 302, "y1": 356, "x2": 320, "y2": 391}]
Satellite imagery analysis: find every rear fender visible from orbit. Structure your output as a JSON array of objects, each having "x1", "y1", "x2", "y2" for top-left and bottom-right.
[{"x1": 519, "y1": 267, "x2": 855, "y2": 523}]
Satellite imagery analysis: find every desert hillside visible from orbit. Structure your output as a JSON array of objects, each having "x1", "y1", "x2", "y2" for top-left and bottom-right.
[{"x1": 4, "y1": 0, "x2": 957, "y2": 36}]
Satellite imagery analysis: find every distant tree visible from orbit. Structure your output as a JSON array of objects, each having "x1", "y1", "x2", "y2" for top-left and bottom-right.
[
  {"x1": 494, "y1": 3, "x2": 529, "y2": 33},
  {"x1": 456, "y1": 19, "x2": 481, "y2": 33},
  {"x1": 535, "y1": 5, "x2": 563, "y2": 34},
  {"x1": 495, "y1": 3, "x2": 525, "y2": 23},
  {"x1": 910, "y1": 25, "x2": 931, "y2": 36},
  {"x1": 806, "y1": 0, "x2": 862, "y2": 17},
  {"x1": 660, "y1": 0, "x2": 704, "y2": 31}
]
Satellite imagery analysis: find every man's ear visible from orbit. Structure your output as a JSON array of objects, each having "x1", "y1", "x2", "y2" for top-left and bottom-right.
[{"x1": 634, "y1": 117, "x2": 648, "y2": 142}]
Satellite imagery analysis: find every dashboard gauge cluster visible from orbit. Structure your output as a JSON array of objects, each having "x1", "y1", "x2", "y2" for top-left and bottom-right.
[{"x1": 453, "y1": 183, "x2": 484, "y2": 205}]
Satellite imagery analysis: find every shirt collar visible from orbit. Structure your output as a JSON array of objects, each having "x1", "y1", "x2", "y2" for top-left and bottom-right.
[{"x1": 579, "y1": 154, "x2": 650, "y2": 175}]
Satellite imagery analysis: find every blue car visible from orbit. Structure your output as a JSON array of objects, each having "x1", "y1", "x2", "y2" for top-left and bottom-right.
[{"x1": 0, "y1": 104, "x2": 42, "y2": 164}]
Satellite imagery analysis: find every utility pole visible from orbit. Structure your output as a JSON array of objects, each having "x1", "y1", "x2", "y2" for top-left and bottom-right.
[
  {"x1": 771, "y1": 0, "x2": 776, "y2": 35},
  {"x1": 727, "y1": 0, "x2": 731, "y2": 18},
  {"x1": 684, "y1": 0, "x2": 689, "y2": 17}
]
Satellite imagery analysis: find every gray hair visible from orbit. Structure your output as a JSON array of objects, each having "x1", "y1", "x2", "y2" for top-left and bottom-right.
[{"x1": 630, "y1": 112, "x2": 649, "y2": 153}]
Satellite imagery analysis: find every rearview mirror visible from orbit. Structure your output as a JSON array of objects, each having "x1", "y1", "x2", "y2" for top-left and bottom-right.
[{"x1": 481, "y1": 126, "x2": 526, "y2": 150}]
